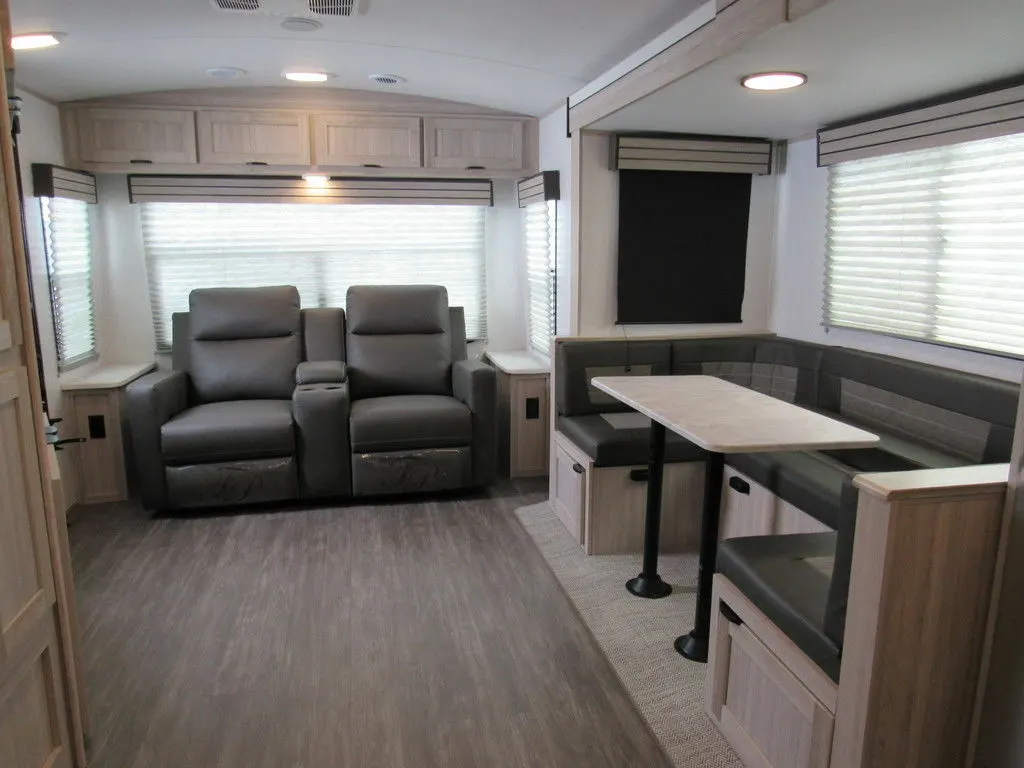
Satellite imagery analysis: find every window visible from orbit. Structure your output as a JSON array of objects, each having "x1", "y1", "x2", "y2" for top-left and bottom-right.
[
  {"x1": 41, "y1": 197, "x2": 97, "y2": 369},
  {"x1": 141, "y1": 202, "x2": 487, "y2": 349},
  {"x1": 523, "y1": 200, "x2": 556, "y2": 358},
  {"x1": 825, "y1": 132, "x2": 1024, "y2": 357}
]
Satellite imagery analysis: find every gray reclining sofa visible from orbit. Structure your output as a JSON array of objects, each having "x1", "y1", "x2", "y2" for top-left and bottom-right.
[
  {"x1": 127, "y1": 285, "x2": 496, "y2": 511},
  {"x1": 555, "y1": 334, "x2": 1018, "y2": 678}
]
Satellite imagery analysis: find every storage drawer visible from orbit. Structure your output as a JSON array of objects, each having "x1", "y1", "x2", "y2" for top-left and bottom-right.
[
  {"x1": 720, "y1": 467, "x2": 830, "y2": 539},
  {"x1": 552, "y1": 438, "x2": 586, "y2": 544}
]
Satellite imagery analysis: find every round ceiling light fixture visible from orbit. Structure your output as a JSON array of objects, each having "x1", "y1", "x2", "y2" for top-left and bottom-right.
[
  {"x1": 284, "y1": 71, "x2": 336, "y2": 83},
  {"x1": 369, "y1": 74, "x2": 407, "y2": 87},
  {"x1": 206, "y1": 66, "x2": 247, "y2": 79},
  {"x1": 741, "y1": 71, "x2": 807, "y2": 91},
  {"x1": 11, "y1": 32, "x2": 66, "y2": 51},
  {"x1": 280, "y1": 17, "x2": 323, "y2": 32}
]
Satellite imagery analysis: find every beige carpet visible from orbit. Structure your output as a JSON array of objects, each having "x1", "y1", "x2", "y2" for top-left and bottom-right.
[{"x1": 514, "y1": 501, "x2": 742, "y2": 768}]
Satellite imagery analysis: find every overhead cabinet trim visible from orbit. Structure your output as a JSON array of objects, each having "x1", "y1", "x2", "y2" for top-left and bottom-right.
[
  {"x1": 517, "y1": 171, "x2": 560, "y2": 207},
  {"x1": 818, "y1": 80, "x2": 1024, "y2": 166},
  {"x1": 31, "y1": 165, "x2": 98, "y2": 204},
  {"x1": 614, "y1": 134, "x2": 773, "y2": 174},
  {"x1": 127, "y1": 174, "x2": 494, "y2": 206}
]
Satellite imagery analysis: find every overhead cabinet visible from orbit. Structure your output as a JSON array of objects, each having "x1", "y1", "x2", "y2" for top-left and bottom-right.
[
  {"x1": 313, "y1": 113, "x2": 422, "y2": 169},
  {"x1": 71, "y1": 107, "x2": 198, "y2": 165},
  {"x1": 196, "y1": 110, "x2": 311, "y2": 166},
  {"x1": 424, "y1": 117, "x2": 524, "y2": 170}
]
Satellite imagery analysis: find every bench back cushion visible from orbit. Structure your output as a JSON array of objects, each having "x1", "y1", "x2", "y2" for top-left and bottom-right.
[
  {"x1": 556, "y1": 340, "x2": 671, "y2": 416},
  {"x1": 818, "y1": 348, "x2": 1018, "y2": 462}
]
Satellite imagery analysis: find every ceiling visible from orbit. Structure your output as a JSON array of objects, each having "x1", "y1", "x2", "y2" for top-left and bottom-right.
[
  {"x1": 592, "y1": 0, "x2": 1024, "y2": 139},
  {"x1": 10, "y1": 0, "x2": 704, "y2": 115}
]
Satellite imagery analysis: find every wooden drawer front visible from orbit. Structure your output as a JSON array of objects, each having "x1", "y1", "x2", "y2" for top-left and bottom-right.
[
  {"x1": 197, "y1": 110, "x2": 311, "y2": 166},
  {"x1": 720, "y1": 622, "x2": 833, "y2": 768},
  {"x1": 720, "y1": 467, "x2": 774, "y2": 539},
  {"x1": 424, "y1": 118, "x2": 524, "y2": 170},
  {"x1": 510, "y1": 375, "x2": 549, "y2": 478},
  {"x1": 313, "y1": 114, "x2": 422, "y2": 168},
  {"x1": 76, "y1": 108, "x2": 197, "y2": 164},
  {"x1": 552, "y1": 441, "x2": 586, "y2": 544}
]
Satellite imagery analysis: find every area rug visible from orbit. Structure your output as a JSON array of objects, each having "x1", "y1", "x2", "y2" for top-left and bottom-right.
[{"x1": 514, "y1": 501, "x2": 742, "y2": 768}]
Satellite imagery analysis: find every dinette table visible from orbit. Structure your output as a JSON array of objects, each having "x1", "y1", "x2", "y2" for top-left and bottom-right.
[{"x1": 590, "y1": 375, "x2": 879, "y2": 662}]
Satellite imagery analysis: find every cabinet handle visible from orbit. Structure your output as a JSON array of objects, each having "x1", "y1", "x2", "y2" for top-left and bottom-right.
[
  {"x1": 466, "y1": 164, "x2": 486, "y2": 170},
  {"x1": 728, "y1": 476, "x2": 750, "y2": 495},
  {"x1": 720, "y1": 603, "x2": 743, "y2": 626},
  {"x1": 129, "y1": 158, "x2": 154, "y2": 164},
  {"x1": 629, "y1": 468, "x2": 649, "y2": 483},
  {"x1": 572, "y1": 463, "x2": 584, "y2": 474},
  {"x1": 246, "y1": 161, "x2": 269, "y2": 166},
  {"x1": 362, "y1": 163, "x2": 382, "y2": 168}
]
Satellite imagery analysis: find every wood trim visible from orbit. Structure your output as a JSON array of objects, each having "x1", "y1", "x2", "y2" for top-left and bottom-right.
[
  {"x1": 854, "y1": 464, "x2": 1009, "y2": 501},
  {"x1": 0, "y1": 36, "x2": 89, "y2": 765},
  {"x1": 0, "y1": 319, "x2": 9, "y2": 352},
  {"x1": 568, "y1": 0, "x2": 787, "y2": 131}
]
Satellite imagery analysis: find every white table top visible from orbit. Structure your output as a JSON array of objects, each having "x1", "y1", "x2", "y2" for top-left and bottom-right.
[
  {"x1": 591, "y1": 375, "x2": 879, "y2": 454},
  {"x1": 486, "y1": 350, "x2": 551, "y2": 375},
  {"x1": 60, "y1": 362, "x2": 157, "y2": 391}
]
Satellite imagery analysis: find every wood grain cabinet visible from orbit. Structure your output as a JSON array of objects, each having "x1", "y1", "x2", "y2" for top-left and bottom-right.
[
  {"x1": 312, "y1": 113, "x2": 422, "y2": 168},
  {"x1": 424, "y1": 117, "x2": 524, "y2": 170},
  {"x1": 197, "y1": 109, "x2": 311, "y2": 166},
  {"x1": 719, "y1": 467, "x2": 830, "y2": 540},
  {"x1": 71, "y1": 107, "x2": 198, "y2": 165}
]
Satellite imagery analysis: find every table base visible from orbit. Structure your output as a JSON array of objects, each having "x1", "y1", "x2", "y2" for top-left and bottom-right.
[
  {"x1": 626, "y1": 575, "x2": 672, "y2": 599},
  {"x1": 674, "y1": 631, "x2": 708, "y2": 662}
]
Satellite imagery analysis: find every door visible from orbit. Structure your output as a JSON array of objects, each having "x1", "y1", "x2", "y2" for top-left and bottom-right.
[
  {"x1": 0, "y1": 30, "x2": 78, "y2": 768},
  {"x1": 313, "y1": 113, "x2": 422, "y2": 168},
  {"x1": 74, "y1": 107, "x2": 198, "y2": 164},
  {"x1": 197, "y1": 109, "x2": 311, "y2": 166},
  {"x1": 424, "y1": 117, "x2": 524, "y2": 170}
]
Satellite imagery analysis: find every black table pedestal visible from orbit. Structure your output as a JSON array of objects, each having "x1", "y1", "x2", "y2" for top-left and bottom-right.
[
  {"x1": 625, "y1": 421, "x2": 672, "y2": 599},
  {"x1": 676, "y1": 451, "x2": 725, "y2": 662}
]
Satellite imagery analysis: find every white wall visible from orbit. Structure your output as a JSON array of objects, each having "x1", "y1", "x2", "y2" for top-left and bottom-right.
[
  {"x1": 16, "y1": 90, "x2": 68, "y2": 414},
  {"x1": 539, "y1": 104, "x2": 573, "y2": 336},
  {"x1": 772, "y1": 137, "x2": 1024, "y2": 382},
  {"x1": 574, "y1": 130, "x2": 776, "y2": 338},
  {"x1": 91, "y1": 176, "x2": 527, "y2": 362}
]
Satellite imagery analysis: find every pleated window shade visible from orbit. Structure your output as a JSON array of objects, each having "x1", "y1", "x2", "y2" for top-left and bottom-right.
[
  {"x1": 523, "y1": 200, "x2": 556, "y2": 358},
  {"x1": 41, "y1": 197, "x2": 97, "y2": 369},
  {"x1": 141, "y1": 202, "x2": 487, "y2": 350},
  {"x1": 825, "y1": 131, "x2": 1024, "y2": 356}
]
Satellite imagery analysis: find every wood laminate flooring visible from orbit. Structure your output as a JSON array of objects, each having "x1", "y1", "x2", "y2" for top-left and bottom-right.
[{"x1": 68, "y1": 481, "x2": 673, "y2": 768}]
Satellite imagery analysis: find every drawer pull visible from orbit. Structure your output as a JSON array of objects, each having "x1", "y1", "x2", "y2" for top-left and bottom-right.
[
  {"x1": 362, "y1": 163, "x2": 382, "y2": 168},
  {"x1": 629, "y1": 468, "x2": 649, "y2": 483},
  {"x1": 572, "y1": 463, "x2": 585, "y2": 474},
  {"x1": 466, "y1": 164, "x2": 486, "y2": 170},
  {"x1": 129, "y1": 158, "x2": 154, "y2": 164},
  {"x1": 720, "y1": 603, "x2": 743, "y2": 626},
  {"x1": 246, "y1": 161, "x2": 269, "y2": 166},
  {"x1": 728, "y1": 476, "x2": 750, "y2": 495}
]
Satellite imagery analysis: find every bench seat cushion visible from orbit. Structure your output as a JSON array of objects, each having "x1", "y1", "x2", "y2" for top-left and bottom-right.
[
  {"x1": 725, "y1": 451, "x2": 851, "y2": 529},
  {"x1": 557, "y1": 414, "x2": 706, "y2": 467},
  {"x1": 718, "y1": 533, "x2": 841, "y2": 681}
]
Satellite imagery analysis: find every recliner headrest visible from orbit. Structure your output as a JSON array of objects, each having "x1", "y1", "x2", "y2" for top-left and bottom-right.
[
  {"x1": 189, "y1": 286, "x2": 300, "y2": 341},
  {"x1": 346, "y1": 285, "x2": 449, "y2": 335}
]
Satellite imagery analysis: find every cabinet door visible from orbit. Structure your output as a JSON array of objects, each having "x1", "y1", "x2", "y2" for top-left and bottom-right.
[
  {"x1": 75, "y1": 107, "x2": 198, "y2": 164},
  {"x1": 424, "y1": 117, "x2": 524, "y2": 170},
  {"x1": 552, "y1": 440, "x2": 586, "y2": 544},
  {"x1": 197, "y1": 110, "x2": 311, "y2": 166},
  {"x1": 313, "y1": 113, "x2": 422, "y2": 168},
  {"x1": 510, "y1": 375, "x2": 549, "y2": 477}
]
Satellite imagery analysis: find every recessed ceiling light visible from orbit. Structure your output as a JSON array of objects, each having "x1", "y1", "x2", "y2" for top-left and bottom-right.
[
  {"x1": 369, "y1": 74, "x2": 406, "y2": 87},
  {"x1": 741, "y1": 72, "x2": 807, "y2": 91},
  {"x1": 11, "y1": 32, "x2": 66, "y2": 51},
  {"x1": 281, "y1": 17, "x2": 323, "y2": 32},
  {"x1": 206, "y1": 66, "x2": 247, "y2": 79},
  {"x1": 284, "y1": 71, "x2": 335, "y2": 83}
]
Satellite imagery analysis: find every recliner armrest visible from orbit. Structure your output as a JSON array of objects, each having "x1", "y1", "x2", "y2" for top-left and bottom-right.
[
  {"x1": 453, "y1": 359, "x2": 497, "y2": 485},
  {"x1": 296, "y1": 360, "x2": 347, "y2": 385},
  {"x1": 292, "y1": 381, "x2": 351, "y2": 497},
  {"x1": 125, "y1": 369, "x2": 189, "y2": 510}
]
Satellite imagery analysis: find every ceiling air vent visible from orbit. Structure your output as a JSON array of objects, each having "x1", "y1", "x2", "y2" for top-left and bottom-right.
[
  {"x1": 212, "y1": 0, "x2": 261, "y2": 11},
  {"x1": 370, "y1": 74, "x2": 406, "y2": 87},
  {"x1": 308, "y1": 0, "x2": 356, "y2": 16}
]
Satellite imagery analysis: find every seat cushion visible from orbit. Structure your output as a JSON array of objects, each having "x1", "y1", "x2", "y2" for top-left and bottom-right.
[
  {"x1": 718, "y1": 533, "x2": 841, "y2": 681},
  {"x1": 350, "y1": 395, "x2": 471, "y2": 453},
  {"x1": 162, "y1": 400, "x2": 295, "y2": 465},
  {"x1": 557, "y1": 414, "x2": 706, "y2": 467},
  {"x1": 725, "y1": 451, "x2": 851, "y2": 529}
]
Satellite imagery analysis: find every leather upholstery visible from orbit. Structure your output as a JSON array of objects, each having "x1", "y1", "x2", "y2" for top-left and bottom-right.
[
  {"x1": 302, "y1": 307, "x2": 346, "y2": 362},
  {"x1": 346, "y1": 285, "x2": 452, "y2": 399},
  {"x1": 556, "y1": 340, "x2": 672, "y2": 416},
  {"x1": 557, "y1": 414, "x2": 705, "y2": 467},
  {"x1": 453, "y1": 358, "x2": 497, "y2": 486},
  {"x1": 293, "y1": 382, "x2": 351, "y2": 497},
  {"x1": 718, "y1": 534, "x2": 841, "y2": 681},
  {"x1": 350, "y1": 395, "x2": 472, "y2": 452},
  {"x1": 166, "y1": 458, "x2": 297, "y2": 509},
  {"x1": 161, "y1": 400, "x2": 295, "y2": 464},
  {"x1": 352, "y1": 447, "x2": 473, "y2": 496},
  {"x1": 189, "y1": 286, "x2": 300, "y2": 340},
  {"x1": 126, "y1": 369, "x2": 189, "y2": 509},
  {"x1": 296, "y1": 361, "x2": 347, "y2": 385},
  {"x1": 449, "y1": 307, "x2": 468, "y2": 360}
]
